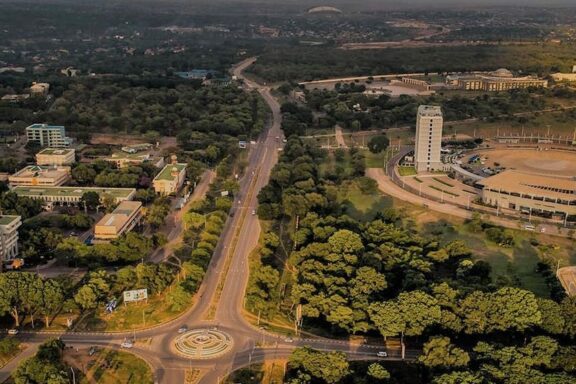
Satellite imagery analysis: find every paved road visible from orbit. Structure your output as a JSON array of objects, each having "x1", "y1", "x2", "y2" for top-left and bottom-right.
[{"x1": 1, "y1": 59, "x2": 418, "y2": 383}]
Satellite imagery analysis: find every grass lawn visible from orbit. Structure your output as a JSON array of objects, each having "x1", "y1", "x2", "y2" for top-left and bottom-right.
[
  {"x1": 80, "y1": 349, "x2": 153, "y2": 384},
  {"x1": 408, "y1": 203, "x2": 576, "y2": 297},
  {"x1": 74, "y1": 290, "x2": 189, "y2": 332},
  {"x1": 398, "y1": 166, "x2": 417, "y2": 176},
  {"x1": 338, "y1": 180, "x2": 393, "y2": 221},
  {"x1": 363, "y1": 149, "x2": 386, "y2": 168}
]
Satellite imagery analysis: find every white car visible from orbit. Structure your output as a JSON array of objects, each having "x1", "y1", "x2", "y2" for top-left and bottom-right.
[
  {"x1": 178, "y1": 326, "x2": 188, "y2": 334},
  {"x1": 7, "y1": 329, "x2": 18, "y2": 335},
  {"x1": 120, "y1": 339, "x2": 134, "y2": 348},
  {"x1": 284, "y1": 337, "x2": 294, "y2": 343},
  {"x1": 377, "y1": 351, "x2": 388, "y2": 357}
]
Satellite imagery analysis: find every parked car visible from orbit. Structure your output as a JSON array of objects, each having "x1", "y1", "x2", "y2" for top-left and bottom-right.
[
  {"x1": 120, "y1": 339, "x2": 133, "y2": 348},
  {"x1": 377, "y1": 351, "x2": 388, "y2": 357},
  {"x1": 284, "y1": 337, "x2": 294, "y2": 343},
  {"x1": 7, "y1": 329, "x2": 18, "y2": 335},
  {"x1": 178, "y1": 325, "x2": 188, "y2": 334}
]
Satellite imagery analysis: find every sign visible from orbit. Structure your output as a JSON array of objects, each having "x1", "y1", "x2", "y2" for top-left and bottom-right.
[
  {"x1": 123, "y1": 289, "x2": 148, "y2": 303},
  {"x1": 238, "y1": 141, "x2": 247, "y2": 149}
]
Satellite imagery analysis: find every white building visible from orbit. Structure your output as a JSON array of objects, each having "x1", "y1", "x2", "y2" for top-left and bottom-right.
[
  {"x1": 94, "y1": 201, "x2": 143, "y2": 241},
  {"x1": 414, "y1": 105, "x2": 444, "y2": 173},
  {"x1": 26, "y1": 124, "x2": 72, "y2": 147},
  {"x1": 0, "y1": 216, "x2": 21, "y2": 261},
  {"x1": 36, "y1": 148, "x2": 75, "y2": 166}
]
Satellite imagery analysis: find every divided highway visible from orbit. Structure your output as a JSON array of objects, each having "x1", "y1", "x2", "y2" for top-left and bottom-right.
[{"x1": 0, "y1": 58, "x2": 417, "y2": 384}]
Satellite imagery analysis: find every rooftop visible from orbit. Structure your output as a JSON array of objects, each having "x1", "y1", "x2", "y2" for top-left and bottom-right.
[
  {"x1": 37, "y1": 148, "x2": 74, "y2": 156},
  {"x1": 96, "y1": 201, "x2": 142, "y2": 232},
  {"x1": 12, "y1": 186, "x2": 136, "y2": 198},
  {"x1": 418, "y1": 105, "x2": 442, "y2": 117},
  {"x1": 26, "y1": 123, "x2": 65, "y2": 131},
  {"x1": 11, "y1": 165, "x2": 70, "y2": 179},
  {"x1": 478, "y1": 170, "x2": 576, "y2": 200},
  {"x1": 0, "y1": 215, "x2": 20, "y2": 226},
  {"x1": 154, "y1": 163, "x2": 187, "y2": 181}
]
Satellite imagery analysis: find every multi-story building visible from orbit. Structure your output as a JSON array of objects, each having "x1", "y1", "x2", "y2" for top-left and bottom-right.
[
  {"x1": 94, "y1": 201, "x2": 143, "y2": 241},
  {"x1": 478, "y1": 170, "x2": 576, "y2": 219},
  {"x1": 36, "y1": 148, "x2": 76, "y2": 166},
  {"x1": 9, "y1": 165, "x2": 71, "y2": 187},
  {"x1": 446, "y1": 69, "x2": 547, "y2": 92},
  {"x1": 414, "y1": 105, "x2": 444, "y2": 173},
  {"x1": 0, "y1": 216, "x2": 21, "y2": 261},
  {"x1": 153, "y1": 156, "x2": 187, "y2": 195},
  {"x1": 26, "y1": 124, "x2": 72, "y2": 147},
  {"x1": 12, "y1": 186, "x2": 136, "y2": 205}
]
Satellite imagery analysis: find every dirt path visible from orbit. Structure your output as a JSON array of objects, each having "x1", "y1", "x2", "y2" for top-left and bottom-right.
[{"x1": 335, "y1": 125, "x2": 348, "y2": 148}]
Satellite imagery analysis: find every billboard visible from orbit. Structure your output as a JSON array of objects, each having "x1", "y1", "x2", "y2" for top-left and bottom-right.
[{"x1": 123, "y1": 289, "x2": 148, "y2": 303}]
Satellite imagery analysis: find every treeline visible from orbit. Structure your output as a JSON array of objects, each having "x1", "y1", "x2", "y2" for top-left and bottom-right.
[
  {"x1": 255, "y1": 138, "x2": 576, "y2": 383},
  {"x1": 300, "y1": 87, "x2": 550, "y2": 132},
  {"x1": 248, "y1": 44, "x2": 576, "y2": 82}
]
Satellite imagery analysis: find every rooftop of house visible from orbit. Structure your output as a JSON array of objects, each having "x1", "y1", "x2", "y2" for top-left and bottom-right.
[
  {"x1": 0, "y1": 215, "x2": 20, "y2": 226},
  {"x1": 154, "y1": 163, "x2": 187, "y2": 181},
  {"x1": 478, "y1": 170, "x2": 576, "y2": 200},
  {"x1": 37, "y1": 148, "x2": 75, "y2": 156},
  {"x1": 11, "y1": 165, "x2": 70, "y2": 179},
  {"x1": 26, "y1": 123, "x2": 65, "y2": 131}
]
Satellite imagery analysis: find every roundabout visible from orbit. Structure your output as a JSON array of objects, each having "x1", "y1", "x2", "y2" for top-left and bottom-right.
[{"x1": 173, "y1": 329, "x2": 234, "y2": 359}]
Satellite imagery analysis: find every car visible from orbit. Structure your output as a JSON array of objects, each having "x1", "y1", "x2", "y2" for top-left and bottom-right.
[
  {"x1": 284, "y1": 337, "x2": 294, "y2": 343},
  {"x1": 120, "y1": 339, "x2": 133, "y2": 348},
  {"x1": 88, "y1": 346, "x2": 98, "y2": 356},
  {"x1": 178, "y1": 326, "x2": 188, "y2": 334},
  {"x1": 252, "y1": 209, "x2": 256, "y2": 215},
  {"x1": 7, "y1": 329, "x2": 18, "y2": 335},
  {"x1": 377, "y1": 351, "x2": 388, "y2": 357}
]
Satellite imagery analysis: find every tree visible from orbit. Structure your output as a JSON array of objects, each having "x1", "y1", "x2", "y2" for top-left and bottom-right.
[
  {"x1": 368, "y1": 135, "x2": 390, "y2": 154},
  {"x1": 72, "y1": 164, "x2": 97, "y2": 185},
  {"x1": 80, "y1": 191, "x2": 100, "y2": 211},
  {"x1": 74, "y1": 285, "x2": 98, "y2": 311},
  {"x1": 328, "y1": 229, "x2": 364, "y2": 254},
  {"x1": 537, "y1": 298, "x2": 565, "y2": 334},
  {"x1": 433, "y1": 372, "x2": 483, "y2": 384},
  {"x1": 289, "y1": 347, "x2": 350, "y2": 384},
  {"x1": 420, "y1": 336, "x2": 470, "y2": 368},
  {"x1": 166, "y1": 283, "x2": 192, "y2": 311},
  {"x1": 367, "y1": 363, "x2": 390, "y2": 381}
]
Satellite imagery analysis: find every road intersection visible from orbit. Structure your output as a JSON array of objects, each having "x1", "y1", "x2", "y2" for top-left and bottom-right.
[{"x1": 1, "y1": 58, "x2": 413, "y2": 384}]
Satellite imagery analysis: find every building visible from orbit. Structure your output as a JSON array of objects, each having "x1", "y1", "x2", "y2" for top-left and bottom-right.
[
  {"x1": 153, "y1": 156, "x2": 187, "y2": 195},
  {"x1": 0, "y1": 216, "x2": 21, "y2": 261},
  {"x1": 94, "y1": 201, "x2": 143, "y2": 241},
  {"x1": 414, "y1": 105, "x2": 444, "y2": 173},
  {"x1": 1, "y1": 94, "x2": 30, "y2": 103},
  {"x1": 401, "y1": 77, "x2": 431, "y2": 91},
  {"x1": 29, "y1": 82, "x2": 50, "y2": 96},
  {"x1": 446, "y1": 69, "x2": 547, "y2": 91},
  {"x1": 12, "y1": 186, "x2": 136, "y2": 205},
  {"x1": 552, "y1": 73, "x2": 576, "y2": 82},
  {"x1": 478, "y1": 170, "x2": 576, "y2": 219},
  {"x1": 121, "y1": 144, "x2": 153, "y2": 154},
  {"x1": 105, "y1": 152, "x2": 164, "y2": 169},
  {"x1": 9, "y1": 165, "x2": 71, "y2": 187},
  {"x1": 26, "y1": 124, "x2": 72, "y2": 147},
  {"x1": 36, "y1": 148, "x2": 75, "y2": 166}
]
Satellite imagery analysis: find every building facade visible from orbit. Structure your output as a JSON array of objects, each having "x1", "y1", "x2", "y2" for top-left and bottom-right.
[
  {"x1": 105, "y1": 153, "x2": 164, "y2": 169},
  {"x1": 26, "y1": 124, "x2": 71, "y2": 147},
  {"x1": 414, "y1": 105, "x2": 444, "y2": 173},
  {"x1": 9, "y1": 165, "x2": 71, "y2": 187},
  {"x1": 36, "y1": 148, "x2": 75, "y2": 166},
  {"x1": 478, "y1": 170, "x2": 576, "y2": 219},
  {"x1": 29, "y1": 82, "x2": 50, "y2": 96},
  {"x1": 153, "y1": 158, "x2": 187, "y2": 195},
  {"x1": 12, "y1": 186, "x2": 136, "y2": 205},
  {"x1": 94, "y1": 201, "x2": 143, "y2": 241},
  {"x1": 447, "y1": 69, "x2": 547, "y2": 92},
  {"x1": 0, "y1": 216, "x2": 21, "y2": 261}
]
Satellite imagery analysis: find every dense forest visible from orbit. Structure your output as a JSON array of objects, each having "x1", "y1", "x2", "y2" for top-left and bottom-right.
[{"x1": 253, "y1": 138, "x2": 576, "y2": 384}]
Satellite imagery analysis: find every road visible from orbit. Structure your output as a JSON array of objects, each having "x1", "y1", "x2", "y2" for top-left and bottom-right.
[{"x1": 1, "y1": 59, "x2": 418, "y2": 384}]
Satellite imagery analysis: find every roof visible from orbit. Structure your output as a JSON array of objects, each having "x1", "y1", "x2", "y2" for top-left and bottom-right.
[
  {"x1": 154, "y1": 163, "x2": 186, "y2": 181},
  {"x1": 95, "y1": 201, "x2": 141, "y2": 232},
  {"x1": 11, "y1": 165, "x2": 70, "y2": 179},
  {"x1": 26, "y1": 123, "x2": 65, "y2": 131},
  {"x1": 12, "y1": 186, "x2": 135, "y2": 199},
  {"x1": 37, "y1": 148, "x2": 74, "y2": 155},
  {"x1": 0, "y1": 215, "x2": 20, "y2": 226},
  {"x1": 418, "y1": 105, "x2": 442, "y2": 117},
  {"x1": 478, "y1": 170, "x2": 576, "y2": 200}
]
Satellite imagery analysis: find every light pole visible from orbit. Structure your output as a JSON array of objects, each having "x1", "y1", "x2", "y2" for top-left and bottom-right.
[{"x1": 70, "y1": 367, "x2": 76, "y2": 384}]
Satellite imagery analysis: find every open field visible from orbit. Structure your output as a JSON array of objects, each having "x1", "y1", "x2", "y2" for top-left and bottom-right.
[
  {"x1": 466, "y1": 148, "x2": 576, "y2": 177},
  {"x1": 557, "y1": 267, "x2": 576, "y2": 296}
]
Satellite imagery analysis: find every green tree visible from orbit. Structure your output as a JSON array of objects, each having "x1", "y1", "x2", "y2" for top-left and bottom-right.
[
  {"x1": 289, "y1": 347, "x2": 350, "y2": 384},
  {"x1": 367, "y1": 363, "x2": 390, "y2": 381},
  {"x1": 80, "y1": 191, "x2": 100, "y2": 211},
  {"x1": 420, "y1": 336, "x2": 470, "y2": 368},
  {"x1": 368, "y1": 135, "x2": 390, "y2": 154}
]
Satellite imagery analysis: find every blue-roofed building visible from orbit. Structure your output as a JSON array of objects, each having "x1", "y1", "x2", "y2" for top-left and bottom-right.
[{"x1": 25, "y1": 123, "x2": 72, "y2": 147}]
